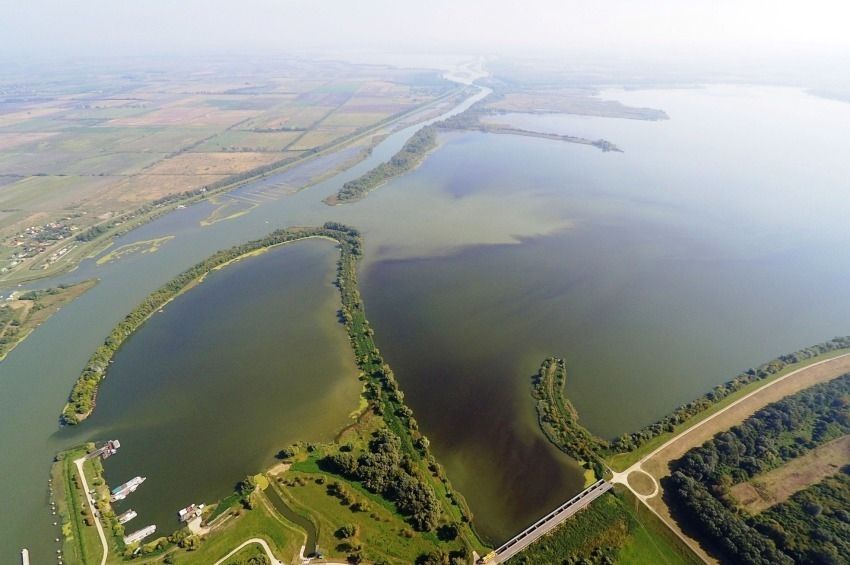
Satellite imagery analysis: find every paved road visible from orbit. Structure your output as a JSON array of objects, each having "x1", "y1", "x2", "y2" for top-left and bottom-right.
[
  {"x1": 609, "y1": 352, "x2": 850, "y2": 564},
  {"x1": 73, "y1": 457, "x2": 108, "y2": 565},
  {"x1": 482, "y1": 479, "x2": 612, "y2": 563},
  {"x1": 612, "y1": 352, "x2": 850, "y2": 491},
  {"x1": 214, "y1": 537, "x2": 283, "y2": 565}
]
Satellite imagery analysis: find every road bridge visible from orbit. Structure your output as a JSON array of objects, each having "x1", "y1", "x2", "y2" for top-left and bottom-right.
[{"x1": 480, "y1": 479, "x2": 612, "y2": 563}]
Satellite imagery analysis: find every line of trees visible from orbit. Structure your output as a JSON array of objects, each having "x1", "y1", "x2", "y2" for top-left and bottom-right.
[
  {"x1": 668, "y1": 373, "x2": 850, "y2": 564},
  {"x1": 611, "y1": 336, "x2": 850, "y2": 452},
  {"x1": 330, "y1": 125, "x2": 437, "y2": 204},
  {"x1": 62, "y1": 224, "x2": 357, "y2": 424},
  {"x1": 326, "y1": 221, "x2": 478, "y2": 540},
  {"x1": 675, "y1": 374, "x2": 850, "y2": 487}
]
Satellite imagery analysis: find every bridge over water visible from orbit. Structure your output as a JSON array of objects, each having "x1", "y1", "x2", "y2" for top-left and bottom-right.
[{"x1": 480, "y1": 479, "x2": 613, "y2": 563}]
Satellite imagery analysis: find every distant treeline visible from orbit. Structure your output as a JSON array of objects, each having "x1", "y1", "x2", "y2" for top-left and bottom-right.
[
  {"x1": 669, "y1": 374, "x2": 850, "y2": 564},
  {"x1": 610, "y1": 336, "x2": 850, "y2": 453},
  {"x1": 61, "y1": 224, "x2": 353, "y2": 424},
  {"x1": 328, "y1": 125, "x2": 437, "y2": 204},
  {"x1": 531, "y1": 357, "x2": 607, "y2": 478}
]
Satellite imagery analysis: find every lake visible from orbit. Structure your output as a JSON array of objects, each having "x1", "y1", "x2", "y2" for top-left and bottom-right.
[{"x1": 3, "y1": 84, "x2": 850, "y2": 556}]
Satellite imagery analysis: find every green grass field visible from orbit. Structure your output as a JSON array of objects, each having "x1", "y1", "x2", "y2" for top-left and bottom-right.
[
  {"x1": 508, "y1": 488, "x2": 700, "y2": 564},
  {"x1": 172, "y1": 493, "x2": 304, "y2": 565}
]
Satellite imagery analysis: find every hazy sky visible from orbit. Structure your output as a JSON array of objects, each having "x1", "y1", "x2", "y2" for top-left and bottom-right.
[{"x1": 3, "y1": 0, "x2": 850, "y2": 61}]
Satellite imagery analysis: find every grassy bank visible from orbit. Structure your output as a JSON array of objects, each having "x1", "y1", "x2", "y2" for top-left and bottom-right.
[{"x1": 507, "y1": 487, "x2": 700, "y2": 564}]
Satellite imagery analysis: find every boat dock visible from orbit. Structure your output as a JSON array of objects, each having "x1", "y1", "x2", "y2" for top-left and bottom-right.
[
  {"x1": 86, "y1": 439, "x2": 121, "y2": 460},
  {"x1": 117, "y1": 509, "x2": 137, "y2": 524},
  {"x1": 124, "y1": 524, "x2": 156, "y2": 545}
]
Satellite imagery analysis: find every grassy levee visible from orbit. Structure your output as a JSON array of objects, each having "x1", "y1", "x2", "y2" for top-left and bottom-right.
[
  {"x1": 323, "y1": 222, "x2": 488, "y2": 556},
  {"x1": 54, "y1": 445, "x2": 97, "y2": 564},
  {"x1": 607, "y1": 346, "x2": 850, "y2": 471},
  {"x1": 531, "y1": 357, "x2": 607, "y2": 479}
]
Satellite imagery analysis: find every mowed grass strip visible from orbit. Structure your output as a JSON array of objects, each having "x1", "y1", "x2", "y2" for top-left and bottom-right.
[
  {"x1": 173, "y1": 491, "x2": 304, "y2": 564},
  {"x1": 272, "y1": 468, "x2": 444, "y2": 564},
  {"x1": 730, "y1": 434, "x2": 850, "y2": 514}
]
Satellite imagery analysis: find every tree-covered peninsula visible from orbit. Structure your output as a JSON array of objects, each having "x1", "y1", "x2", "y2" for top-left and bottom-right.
[{"x1": 325, "y1": 125, "x2": 437, "y2": 205}]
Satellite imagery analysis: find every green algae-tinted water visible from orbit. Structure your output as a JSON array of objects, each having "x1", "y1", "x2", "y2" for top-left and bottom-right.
[
  {"x1": 60, "y1": 239, "x2": 359, "y2": 538},
  {"x1": 5, "y1": 85, "x2": 850, "y2": 556}
]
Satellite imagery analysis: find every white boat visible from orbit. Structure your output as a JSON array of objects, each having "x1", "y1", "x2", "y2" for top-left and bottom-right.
[
  {"x1": 117, "y1": 509, "x2": 137, "y2": 524},
  {"x1": 123, "y1": 524, "x2": 156, "y2": 545},
  {"x1": 110, "y1": 476, "x2": 146, "y2": 502}
]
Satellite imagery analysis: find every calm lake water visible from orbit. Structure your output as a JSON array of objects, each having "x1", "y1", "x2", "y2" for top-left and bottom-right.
[
  {"x1": 59, "y1": 239, "x2": 359, "y2": 538},
  {"x1": 4, "y1": 85, "x2": 850, "y2": 557}
]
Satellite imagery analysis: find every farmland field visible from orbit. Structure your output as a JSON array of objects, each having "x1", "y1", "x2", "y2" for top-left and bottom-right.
[{"x1": 0, "y1": 57, "x2": 457, "y2": 283}]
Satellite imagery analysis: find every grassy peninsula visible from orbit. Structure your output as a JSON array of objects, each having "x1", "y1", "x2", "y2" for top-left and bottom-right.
[
  {"x1": 0, "y1": 279, "x2": 96, "y2": 361},
  {"x1": 325, "y1": 125, "x2": 438, "y2": 205},
  {"x1": 531, "y1": 357, "x2": 607, "y2": 480}
]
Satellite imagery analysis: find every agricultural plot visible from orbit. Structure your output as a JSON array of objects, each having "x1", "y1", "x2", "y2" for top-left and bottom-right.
[
  {"x1": 193, "y1": 130, "x2": 303, "y2": 152},
  {"x1": 0, "y1": 57, "x2": 456, "y2": 283},
  {"x1": 142, "y1": 151, "x2": 282, "y2": 176}
]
